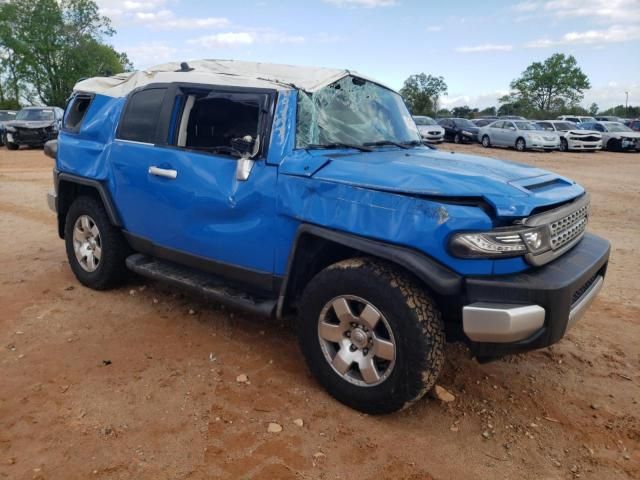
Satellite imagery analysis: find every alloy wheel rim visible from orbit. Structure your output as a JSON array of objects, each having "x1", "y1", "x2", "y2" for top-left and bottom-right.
[
  {"x1": 317, "y1": 295, "x2": 396, "y2": 387},
  {"x1": 73, "y1": 215, "x2": 102, "y2": 272}
]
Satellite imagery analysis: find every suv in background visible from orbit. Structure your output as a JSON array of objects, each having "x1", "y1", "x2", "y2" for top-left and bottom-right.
[
  {"x1": 437, "y1": 117, "x2": 479, "y2": 143},
  {"x1": 46, "y1": 60, "x2": 609, "y2": 414},
  {"x1": 3, "y1": 106, "x2": 63, "y2": 150},
  {"x1": 0, "y1": 109, "x2": 17, "y2": 146}
]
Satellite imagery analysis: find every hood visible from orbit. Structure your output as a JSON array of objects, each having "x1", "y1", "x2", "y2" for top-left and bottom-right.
[
  {"x1": 5, "y1": 120, "x2": 55, "y2": 129},
  {"x1": 281, "y1": 148, "x2": 585, "y2": 218},
  {"x1": 417, "y1": 125, "x2": 443, "y2": 133},
  {"x1": 611, "y1": 131, "x2": 640, "y2": 139},
  {"x1": 566, "y1": 129, "x2": 600, "y2": 136}
]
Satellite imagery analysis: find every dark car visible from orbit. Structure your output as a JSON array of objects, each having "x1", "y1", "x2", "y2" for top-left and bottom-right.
[
  {"x1": 0, "y1": 110, "x2": 17, "y2": 146},
  {"x1": 627, "y1": 119, "x2": 640, "y2": 132},
  {"x1": 437, "y1": 117, "x2": 480, "y2": 143},
  {"x1": 3, "y1": 106, "x2": 64, "y2": 150},
  {"x1": 472, "y1": 118, "x2": 493, "y2": 127}
]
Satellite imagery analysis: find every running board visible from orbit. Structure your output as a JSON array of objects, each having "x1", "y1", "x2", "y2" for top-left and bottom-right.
[{"x1": 125, "y1": 253, "x2": 276, "y2": 317}]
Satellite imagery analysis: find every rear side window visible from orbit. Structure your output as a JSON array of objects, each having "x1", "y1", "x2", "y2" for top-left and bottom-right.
[
  {"x1": 64, "y1": 94, "x2": 93, "y2": 132},
  {"x1": 117, "y1": 88, "x2": 167, "y2": 143}
]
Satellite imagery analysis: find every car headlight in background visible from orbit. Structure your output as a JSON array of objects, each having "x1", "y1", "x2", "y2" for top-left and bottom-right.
[{"x1": 449, "y1": 226, "x2": 551, "y2": 258}]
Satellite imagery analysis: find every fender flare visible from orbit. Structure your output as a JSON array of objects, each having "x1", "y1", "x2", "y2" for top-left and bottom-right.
[{"x1": 276, "y1": 224, "x2": 463, "y2": 318}]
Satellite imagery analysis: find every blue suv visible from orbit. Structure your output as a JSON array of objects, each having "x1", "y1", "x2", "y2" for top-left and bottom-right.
[{"x1": 46, "y1": 60, "x2": 609, "y2": 414}]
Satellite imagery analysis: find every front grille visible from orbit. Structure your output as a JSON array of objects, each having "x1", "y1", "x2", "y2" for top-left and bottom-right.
[
  {"x1": 16, "y1": 128, "x2": 45, "y2": 140},
  {"x1": 428, "y1": 131, "x2": 441, "y2": 135},
  {"x1": 549, "y1": 202, "x2": 589, "y2": 251},
  {"x1": 572, "y1": 273, "x2": 598, "y2": 306},
  {"x1": 572, "y1": 135, "x2": 600, "y2": 142},
  {"x1": 543, "y1": 136, "x2": 556, "y2": 141}
]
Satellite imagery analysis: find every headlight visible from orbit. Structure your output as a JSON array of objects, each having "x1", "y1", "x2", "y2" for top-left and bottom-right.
[
  {"x1": 530, "y1": 134, "x2": 542, "y2": 141},
  {"x1": 449, "y1": 226, "x2": 551, "y2": 258},
  {"x1": 462, "y1": 130, "x2": 473, "y2": 136},
  {"x1": 5, "y1": 126, "x2": 16, "y2": 133}
]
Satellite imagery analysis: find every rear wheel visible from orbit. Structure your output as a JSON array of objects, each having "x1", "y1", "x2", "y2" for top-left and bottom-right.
[
  {"x1": 481, "y1": 135, "x2": 491, "y2": 148},
  {"x1": 297, "y1": 258, "x2": 445, "y2": 414},
  {"x1": 64, "y1": 196, "x2": 129, "y2": 290},
  {"x1": 454, "y1": 133, "x2": 462, "y2": 144},
  {"x1": 515, "y1": 137, "x2": 526, "y2": 151},
  {"x1": 607, "y1": 138, "x2": 621, "y2": 152}
]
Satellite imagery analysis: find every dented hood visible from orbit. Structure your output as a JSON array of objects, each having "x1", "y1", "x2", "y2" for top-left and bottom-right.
[{"x1": 283, "y1": 148, "x2": 585, "y2": 217}]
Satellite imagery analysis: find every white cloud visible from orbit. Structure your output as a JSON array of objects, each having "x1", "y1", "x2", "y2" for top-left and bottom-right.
[
  {"x1": 124, "y1": 41, "x2": 177, "y2": 67},
  {"x1": 513, "y1": 0, "x2": 640, "y2": 23},
  {"x1": 440, "y1": 90, "x2": 510, "y2": 109},
  {"x1": 323, "y1": 0, "x2": 398, "y2": 8},
  {"x1": 455, "y1": 44, "x2": 514, "y2": 53},
  {"x1": 426, "y1": 25, "x2": 443, "y2": 32},
  {"x1": 526, "y1": 24, "x2": 640, "y2": 47},
  {"x1": 187, "y1": 31, "x2": 305, "y2": 48}
]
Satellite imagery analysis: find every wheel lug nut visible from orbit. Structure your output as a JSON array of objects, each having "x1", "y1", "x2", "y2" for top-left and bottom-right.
[
  {"x1": 345, "y1": 331, "x2": 351, "y2": 337},
  {"x1": 350, "y1": 344, "x2": 357, "y2": 352},
  {"x1": 363, "y1": 348, "x2": 369, "y2": 355}
]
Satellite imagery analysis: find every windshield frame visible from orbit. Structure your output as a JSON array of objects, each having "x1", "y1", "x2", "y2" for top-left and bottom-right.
[{"x1": 295, "y1": 76, "x2": 421, "y2": 150}]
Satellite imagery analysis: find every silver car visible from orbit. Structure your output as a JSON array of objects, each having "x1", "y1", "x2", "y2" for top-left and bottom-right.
[
  {"x1": 581, "y1": 121, "x2": 640, "y2": 152},
  {"x1": 479, "y1": 120, "x2": 560, "y2": 151},
  {"x1": 535, "y1": 120, "x2": 602, "y2": 152},
  {"x1": 413, "y1": 116, "x2": 444, "y2": 143}
]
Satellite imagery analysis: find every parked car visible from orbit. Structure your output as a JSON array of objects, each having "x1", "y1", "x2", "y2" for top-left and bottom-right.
[
  {"x1": 535, "y1": 120, "x2": 602, "y2": 152},
  {"x1": 413, "y1": 115, "x2": 444, "y2": 143},
  {"x1": 3, "y1": 106, "x2": 63, "y2": 150},
  {"x1": 0, "y1": 109, "x2": 17, "y2": 146},
  {"x1": 437, "y1": 117, "x2": 479, "y2": 143},
  {"x1": 479, "y1": 120, "x2": 560, "y2": 151},
  {"x1": 595, "y1": 116, "x2": 624, "y2": 123},
  {"x1": 46, "y1": 59, "x2": 609, "y2": 414},
  {"x1": 556, "y1": 115, "x2": 596, "y2": 125},
  {"x1": 581, "y1": 121, "x2": 640, "y2": 152},
  {"x1": 498, "y1": 115, "x2": 526, "y2": 120},
  {"x1": 471, "y1": 118, "x2": 493, "y2": 127},
  {"x1": 627, "y1": 119, "x2": 640, "y2": 131}
]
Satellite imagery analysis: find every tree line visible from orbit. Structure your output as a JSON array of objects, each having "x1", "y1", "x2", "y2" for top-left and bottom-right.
[
  {"x1": 400, "y1": 53, "x2": 636, "y2": 120},
  {"x1": 0, "y1": 0, "x2": 131, "y2": 109}
]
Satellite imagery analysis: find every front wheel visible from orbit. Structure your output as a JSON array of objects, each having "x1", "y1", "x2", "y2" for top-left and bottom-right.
[
  {"x1": 297, "y1": 258, "x2": 445, "y2": 414},
  {"x1": 64, "y1": 196, "x2": 129, "y2": 290},
  {"x1": 560, "y1": 138, "x2": 569, "y2": 152},
  {"x1": 515, "y1": 137, "x2": 526, "y2": 151},
  {"x1": 481, "y1": 135, "x2": 491, "y2": 148},
  {"x1": 6, "y1": 141, "x2": 19, "y2": 150},
  {"x1": 453, "y1": 133, "x2": 462, "y2": 144}
]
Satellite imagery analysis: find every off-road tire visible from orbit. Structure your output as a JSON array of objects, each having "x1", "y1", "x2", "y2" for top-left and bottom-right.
[
  {"x1": 64, "y1": 196, "x2": 129, "y2": 290},
  {"x1": 515, "y1": 137, "x2": 526, "y2": 151},
  {"x1": 297, "y1": 257, "x2": 445, "y2": 414},
  {"x1": 481, "y1": 135, "x2": 491, "y2": 148},
  {"x1": 6, "y1": 141, "x2": 19, "y2": 150}
]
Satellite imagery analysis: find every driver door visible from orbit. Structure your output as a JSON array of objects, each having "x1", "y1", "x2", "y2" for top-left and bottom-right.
[{"x1": 110, "y1": 84, "x2": 279, "y2": 290}]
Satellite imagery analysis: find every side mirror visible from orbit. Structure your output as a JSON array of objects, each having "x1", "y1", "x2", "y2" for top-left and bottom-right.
[
  {"x1": 44, "y1": 140, "x2": 58, "y2": 159},
  {"x1": 233, "y1": 135, "x2": 260, "y2": 182},
  {"x1": 510, "y1": 127, "x2": 516, "y2": 131}
]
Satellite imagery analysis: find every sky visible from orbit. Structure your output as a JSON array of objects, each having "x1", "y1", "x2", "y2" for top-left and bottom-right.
[{"x1": 96, "y1": 0, "x2": 640, "y2": 110}]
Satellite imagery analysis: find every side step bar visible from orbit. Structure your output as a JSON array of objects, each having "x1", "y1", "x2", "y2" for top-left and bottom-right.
[{"x1": 125, "y1": 253, "x2": 276, "y2": 317}]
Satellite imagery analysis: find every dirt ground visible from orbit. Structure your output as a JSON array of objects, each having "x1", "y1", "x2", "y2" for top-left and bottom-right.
[{"x1": 0, "y1": 143, "x2": 638, "y2": 480}]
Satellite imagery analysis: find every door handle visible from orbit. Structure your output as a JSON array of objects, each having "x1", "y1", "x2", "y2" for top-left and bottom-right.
[{"x1": 148, "y1": 166, "x2": 177, "y2": 179}]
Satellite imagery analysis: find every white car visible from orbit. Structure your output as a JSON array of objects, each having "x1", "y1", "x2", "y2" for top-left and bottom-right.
[
  {"x1": 479, "y1": 120, "x2": 560, "y2": 151},
  {"x1": 556, "y1": 115, "x2": 596, "y2": 125},
  {"x1": 535, "y1": 120, "x2": 602, "y2": 152},
  {"x1": 413, "y1": 116, "x2": 444, "y2": 143}
]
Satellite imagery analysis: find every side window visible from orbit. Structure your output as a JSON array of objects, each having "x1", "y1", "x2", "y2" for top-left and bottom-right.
[
  {"x1": 505, "y1": 122, "x2": 515, "y2": 130},
  {"x1": 493, "y1": 121, "x2": 504, "y2": 129},
  {"x1": 172, "y1": 89, "x2": 269, "y2": 156},
  {"x1": 117, "y1": 88, "x2": 167, "y2": 143},
  {"x1": 594, "y1": 124, "x2": 605, "y2": 132},
  {"x1": 63, "y1": 94, "x2": 93, "y2": 132},
  {"x1": 538, "y1": 122, "x2": 552, "y2": 131}
]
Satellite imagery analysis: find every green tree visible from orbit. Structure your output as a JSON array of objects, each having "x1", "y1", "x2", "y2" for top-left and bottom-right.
[
  {"x1": 500, "y1": 53, "x2": 590, "y2": 112},
  {"x1": 477, "y1": 106, "x2": 497, "y2": 117},
  {"x1": 588, "y1": 102, "x2": 599, "y2": 116},
  {"x1": 0, "y1": 0, "x2": 131, "y2": 107},
  {"x1": 451, "y1": 105, "x2": 473, "y2": 118},
  {"x1": 399, "y1": 73, "x2": 447, "y2": 116}
]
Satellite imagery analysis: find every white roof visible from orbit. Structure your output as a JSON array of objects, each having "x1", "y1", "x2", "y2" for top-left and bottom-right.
[{"x1": 74, "y1": 59, "x2": 389, "y2": 97}]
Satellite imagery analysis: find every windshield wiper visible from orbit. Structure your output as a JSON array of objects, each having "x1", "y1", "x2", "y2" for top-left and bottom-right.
[
  {"x1": 363, "y1": 140, "x2": 409, "y2": 149},
  {"x1": 307, "y1": 142, "x2": 373, "y2": 152}
]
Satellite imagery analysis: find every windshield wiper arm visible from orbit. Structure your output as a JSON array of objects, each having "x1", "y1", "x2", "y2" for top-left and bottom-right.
[
  {"x1": 306, "y1": 142, "x2": 373, "y2": 152},
  {"x1": 363, "y1": 140, "x2": 409, "y2": 149}
]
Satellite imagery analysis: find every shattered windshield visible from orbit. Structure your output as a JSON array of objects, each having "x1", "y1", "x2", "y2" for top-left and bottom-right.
[{"x1": 296, "y1": 76, "x2": 420, "y2": 149}]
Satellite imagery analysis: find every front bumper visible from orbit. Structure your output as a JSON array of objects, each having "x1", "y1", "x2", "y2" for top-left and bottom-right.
[
  {"x1": 421, "y1": 133, "x2": 444, "y2": 143},
  {"x1": 461, "y1": 232, "x2": 609, "y2": 358},
  {"x1": 567, "y1": 140, "x2": 602, "y2": 150},
  {"x1": 529, "y1": 138, "x2": 560, "y2": 150},
  {"x1": 6, "y1": 129, "x2": 57, "y2": 146}
]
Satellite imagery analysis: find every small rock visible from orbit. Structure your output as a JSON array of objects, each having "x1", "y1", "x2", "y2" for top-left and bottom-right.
[
  {"x1": 5, "y1": 457, "x2": 16, "y2": 465},
  {"x1": 570, "y1": 465, "x2": 579, "y2": 473},
  {"x1": 450, "y1": 425, "x2": 459, "y2": 432},
  {"x1": 64, "y1": 285, "x2": 74, "y2": 291},
  {"x1": 236, "y1": 374, "x2": 248, "y2": 383},
  {"x1": 129, "y1": 289, "x2": 136, "y2": 296},
  {"x1": 293, "y1": 418, "x2": 304, "y2": 427},
  {"x1": 482, "y1": 431, "x2": 491, "y2": 439},
  {"x1": 101, "y1": 360, "x2": 112, "y2": 366},
  {"x1": 313, "y1": 452, "x2": 325, "y2": 459},
  {"x1": 188, "y1": 309, "x2": 195, "y2": 315},
  {"x1": 208, "y1": 353, "x2": 216, "y2": 362},
  {"x1": 152, "y1": 298, "x2": 158, "y2": 304},
  {"x1": 267, "y1": 422, "x2": 282, "y2": 433},
  {"x1": 15, "y1": 331, "x2": 24, "y2": 335},
  {"x1": 590, "y1": 404, "x2": 599, "y2": 410},
  {"x1": 623, "y1": 454, "x2": 630, "y2": 460},
  {"x1": 431, "y1": 385, "x2": 455, "y2": 403},
  {"x1": 18, "y1": 354, "x2": 24, "y2": 359},
  {"x1": 553, "y1": 460, "x2": 561, "y2": 467}
]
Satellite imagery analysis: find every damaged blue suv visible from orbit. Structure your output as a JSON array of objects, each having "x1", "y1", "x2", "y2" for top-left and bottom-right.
[{"x1": 47, "y1": 60, "x2": 609, "y2": 414}]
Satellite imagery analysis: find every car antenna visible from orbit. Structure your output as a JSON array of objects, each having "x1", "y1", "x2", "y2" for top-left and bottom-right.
[{"x1": 177, "y1": 62, "x2": 194, "y2": 72}]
